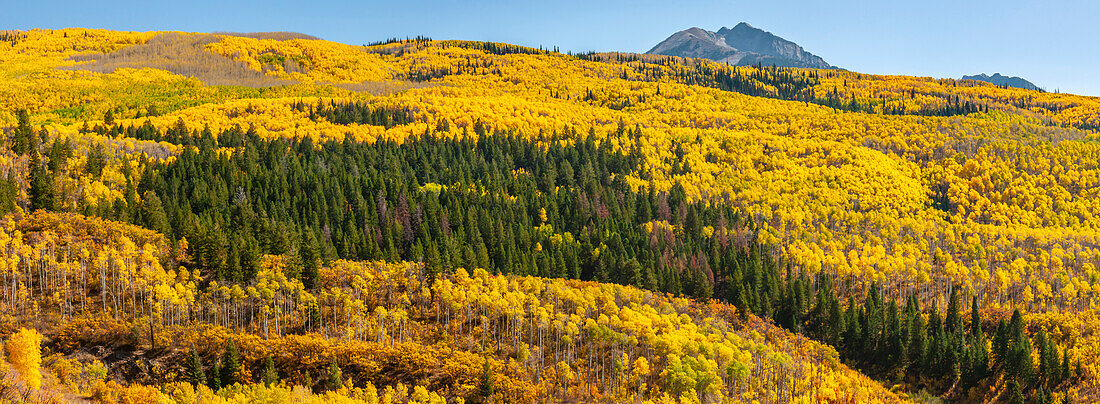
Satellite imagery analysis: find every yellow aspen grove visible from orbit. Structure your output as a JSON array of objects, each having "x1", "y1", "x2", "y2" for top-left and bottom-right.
[
  {"x1": 7, "y1": 328, "x2": 42, "y2": 391},
  {"x1": 0, "y1": 23, "x2": 1094, "y2": 403}
]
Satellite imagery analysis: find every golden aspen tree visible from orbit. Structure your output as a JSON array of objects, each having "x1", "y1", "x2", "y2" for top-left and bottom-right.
[{"x1": 7, "y1": 328, "x2": 42, "y2": 390}]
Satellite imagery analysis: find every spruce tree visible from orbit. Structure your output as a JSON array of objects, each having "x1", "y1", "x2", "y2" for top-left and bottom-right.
[
  {"x1": 477, "y1": 356, "x2": 495, "y2": 399},
  {"x1": 300, "y1": 234, "x2": 320, "y2": 289},
  {"x1": 969, "y1": 296, "x2": 982, "y2": 337},
  {"x1": 186, "y1": 347, "x2": 206, "y2": 386},
  {"x1": 945, "y1": 288, "x2": 960, "y2": 334},
  {"x1": 28, "y1": 154, "x2": 56, "y2": 212},
  {"x1": 209, "y1": 359, "x2": 222, "y2": 391},
  {"x1": 1007, "y1": 333, "x2": 1033, "y2": 386},
  {"x1": 1061, "y1": 346, "x2": 1072, "y2": 383},
  {"x1": 11, "y1": 109, "x2": 35, "y2": 155},
  {"x1": 907, "y1": 311, "x2": 927, "y2": 374},
  {"x1": 925, "y1": 305, "x2": 944, "y2": 376},
  {"x1": 327, "y1": 356, "x2": 343, "y2": 391},
  {"x1": 262, "y1": 354, "x2": 278, "y2": 387},
  {"x1": 1007, "y1": 381, "x2": 1026, "y2": 404},
  {"x1": 221, "y1": 339, "x2": 240, "y2": 387},
  {"x1": 992, "y1": 319, "x2": 1009, "y2": 366}
]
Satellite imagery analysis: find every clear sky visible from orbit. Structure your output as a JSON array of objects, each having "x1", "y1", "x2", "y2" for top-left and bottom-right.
[{"x1": 4, "y1": 0, "x2": 1098, "y2": 95}]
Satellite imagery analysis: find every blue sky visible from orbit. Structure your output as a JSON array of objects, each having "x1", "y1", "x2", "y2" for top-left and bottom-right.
[{"x1": 4, "y1": 0, "x2": 1098, "y2": 95}]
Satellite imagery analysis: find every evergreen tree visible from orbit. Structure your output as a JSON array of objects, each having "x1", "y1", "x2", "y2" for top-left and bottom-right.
[
  {"x1": 843, "y1": 297, "x2": 862, "y2": 357},
  {"x1": 1006, "y1": 332, "x2": 1033, "y2": 386},
  {"x1": 945, "y1": 288, "x2": 960, "y2": 334},
  {"x1": 221, "y1": 339, "x2": 241, "y2": 387},
  {"x1": 28, "y1": 154, "x2": 56, "y2": 211},
  {"x1": 477, "y1": 356, "x2": 495, "y2": 400},
  {"x1": 884, "y1": 300, "x2": 905, "y2": 367},
  {"x1": 327, "y1": 356, "x2": 343, "y2": 391},
  {"x1": 907, "y1": 311, "x2": 926, "y2": 374},
  {"x1": 262, "y1": 354, "x2": 278, "y2": 387},
  {"x1": 0, "y1": 177, "x2": 18, "y2": 215},
  {"x1": 140, "y1": 191, "x2": 171, "y2": 236},
  {"x1": 11, "y1": 109, "x2": 35, "y2": 155},
  {"x1": 1007, "y1": 381, "x2": 1026, "y2": 404},
  {"x1": 300, "y1": 234, "x2": 320, "y2": 289},
  {"x1": 85, "y1": 142, "x2": 108, "y2": 176},
  {"x1": 1061, "y1": 346, "x2": 1072, "y2": 383},
  {"x1": 209, "y1": 359, "x2": 222, "y2": 391},
  {"x1": 925, "y1": 305, "x2": 944, "y2": 376},
  {"x1": 993, "y1": 319, "x2": 1010, "y2": 366},
  {"x1": 969, "y1": 296, "x2": 982, "y2": 337},
  {"x1": 185, "y1": 347, "x2": 206, "y2": 387}
]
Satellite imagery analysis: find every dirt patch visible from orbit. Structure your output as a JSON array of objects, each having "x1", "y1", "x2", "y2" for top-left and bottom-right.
[{"x1": 60, "y1": 32, "x2": 295, "y2": 88}]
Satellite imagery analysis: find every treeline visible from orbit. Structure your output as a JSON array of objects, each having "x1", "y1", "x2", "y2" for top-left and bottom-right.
[
  {"x1": 0, "y1": 31, "x2": 24, "y2": 46},
  {"x1": 405, "y1": 55, "x2": 507, "y2": 82},
  {"x1": 403, "y1": 41, "x2": 556, "y2": 82},
  {"x1": 438, "y1": 40, "x2": 553, "y2": 57},
  {"x1": 363, "y1": 36, "x2": 433, "y2": 48},
  {"x1": 290, "y1": 99, "x2": 415, "y2": 129},
  {"x1": 733, "y1": 262, "x2": 1078, "y2": 402},
  {"x1": 578, "y1": 54, "x2": 994, "y2": 119}
]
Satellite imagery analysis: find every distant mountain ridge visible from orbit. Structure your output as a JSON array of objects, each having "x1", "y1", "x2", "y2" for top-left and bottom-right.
[
  {"x1": 646, "y1": 22, "x2": 833, "y2": 69},
  {"x1": 962, "y1": 73, "x2": 1040, "y2": 91}
]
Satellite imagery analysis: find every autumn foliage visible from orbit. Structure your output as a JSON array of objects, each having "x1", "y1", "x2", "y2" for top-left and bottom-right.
[{"x1": 0, "y1": 28, "x2": 1098, "y2": 403}]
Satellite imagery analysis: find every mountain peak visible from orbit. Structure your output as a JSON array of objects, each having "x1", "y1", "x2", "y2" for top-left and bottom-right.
[
  {"x1": 647, "y1": 24, "x2": 834, "y2": 69},
  {"x1": 962, "y1": 73, "x2": 1040, "y2": 91}
]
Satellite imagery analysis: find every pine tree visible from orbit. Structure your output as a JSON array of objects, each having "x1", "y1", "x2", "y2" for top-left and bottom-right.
[
  {"x1": 1037, "y1": 387, "x2": 1051, "y2": 404},
  {"x1": 969, "y1": 296, "x2": 982, "y2": 337},
  {"x1": 945, "y1": 288, "x2": 960, "y2": 334},
  {"x1": 11, "y1": 109, "x2": 35, "y2": 155},
  {"x1": 477, "y1": 356, "x2": 495, "y2": 400},
  {"x1": 300, "y1": 234, "x2": 320, "y2": 289},
  {"x1": 843, "y1": 297, "x2": 862, "y2": 357},
  {"x1": 1061, "y1": 346, "x2": 1072, "y2": 383},
  {"x1": 84, "y1": 142, "x2": 106, "y2": 177},
  {"x1": 907, "y1": 311, "x2": 926, "y2": 374},
  {"x1": 1007, "y1": 381, "x2": 1026, "y2": 404},
  {"x1": 209, "y1": 359, "x2": 222, "y2": 391},
  {"x1": 925, "y1": 305, "x2": 944, "y2": 376},
  {"x1": 1007, "y1": 332, "x2": 1033, "y2": 386},
  {"x1": 186, "y1": 347, "x2": 206, "y2": 386},
  {"x1": 221, "y1": 339, "x2": 240, "y2": 387},
  {"x1": 1036, "y1": 330, "x2": 1051, "y2": 385},
  {"x1": 0, "y1": 177, "x2": 17, "y2": 216},
  {"x1": 327, "y1": 356, "x2": 343, "y2": 391},
  {"x1": 992, "y1": 319, "x2": 1009, "y2": 366},
  {"x1": 28, "y1": 154, "x2": 56, "y2": 212},
  {"x1": 262, "y1": 354, "x2": 278, "y2": 386},
  {"x1": 140, "y1": 191, "x2": 171, "y2": 236}
]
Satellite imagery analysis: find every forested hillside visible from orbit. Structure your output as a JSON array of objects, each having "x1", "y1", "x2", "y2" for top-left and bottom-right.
[{"x1": 0, "y1": 28, "x2": 1098, "y2": 403}]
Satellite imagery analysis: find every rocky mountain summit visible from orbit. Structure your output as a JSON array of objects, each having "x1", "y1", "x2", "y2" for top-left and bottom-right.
[{"x1": 647, "y1": 22, "x2": 833, "y2": 69}]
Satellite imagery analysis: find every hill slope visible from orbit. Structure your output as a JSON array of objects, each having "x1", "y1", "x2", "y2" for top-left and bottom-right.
[{"x1": 0, "y1": 28, "x2": 1098, "y2": 403}]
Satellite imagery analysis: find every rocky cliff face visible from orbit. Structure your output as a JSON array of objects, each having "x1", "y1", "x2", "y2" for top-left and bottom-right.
[{"x1": 647, "y1": 22, "x2": 833, "y2": 69}]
